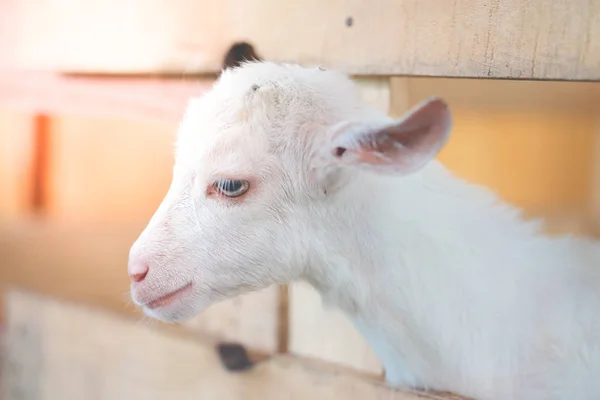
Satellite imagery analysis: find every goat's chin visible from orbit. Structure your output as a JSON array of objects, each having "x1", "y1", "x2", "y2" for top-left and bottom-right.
[
  {"x1": 143, "y1": 304, "x2": 204, "y2": 323},
  {"x1": 141, "y1": 298, "x2": 210, "y2": 324},
  {"x1": 139, "y1": 283, "x2": 267, "y2": 324}
]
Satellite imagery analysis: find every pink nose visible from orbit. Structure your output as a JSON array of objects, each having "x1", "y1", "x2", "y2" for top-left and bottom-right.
[{"x1": 128, "y1": 260, "x2": 149, "y2": 283}]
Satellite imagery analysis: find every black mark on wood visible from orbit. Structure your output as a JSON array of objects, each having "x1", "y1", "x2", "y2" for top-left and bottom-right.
[{"x1": 217, "y1": 342, "x2": 254, "y2": 372}]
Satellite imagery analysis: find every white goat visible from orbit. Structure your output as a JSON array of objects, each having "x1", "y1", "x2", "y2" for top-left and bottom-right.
[{"x1": 128, "y1": 61, "x2": 600, "y2": 400}]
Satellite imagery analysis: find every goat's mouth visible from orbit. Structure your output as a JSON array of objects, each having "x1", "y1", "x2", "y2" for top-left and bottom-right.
[{"x1": 144, "y1": 282, "x2": 193, "y2": 310}]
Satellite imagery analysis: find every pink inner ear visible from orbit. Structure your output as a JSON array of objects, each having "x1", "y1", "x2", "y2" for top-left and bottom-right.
[
  {"x1": 383, "y1": 97, "x2": 451, "y2": 156},
  {"x1": 332, "y1": 97, "x2": 452, "y2": 174}
]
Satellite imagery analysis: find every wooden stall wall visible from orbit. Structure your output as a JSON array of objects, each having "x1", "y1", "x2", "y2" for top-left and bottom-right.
[
  {"x1": 3, "y1": 77, "x2": 599, "y2": 393},
  {"x1": 12, "y1": 0, "x2": 600, "y2": 80},
  {"x1": 1, "y1": 0, "x2": 600, "y2": 398},
  {"x1": 3, "y1": 289, "x2": 463, "y2": 400}
]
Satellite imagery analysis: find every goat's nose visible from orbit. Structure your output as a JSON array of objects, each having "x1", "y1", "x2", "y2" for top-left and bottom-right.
[{"x1": 128, "y1": 259, "x2": 149, "y2": 283}]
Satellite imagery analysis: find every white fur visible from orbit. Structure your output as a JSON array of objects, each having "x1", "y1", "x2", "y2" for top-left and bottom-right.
[{"x1": 128, "y1": 61, "x2": 600, "y2": 400}]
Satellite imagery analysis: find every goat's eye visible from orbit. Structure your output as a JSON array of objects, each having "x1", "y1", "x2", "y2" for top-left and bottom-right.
[{"x1": 214, "y1": 179, "x2": 250, "y2": 198}]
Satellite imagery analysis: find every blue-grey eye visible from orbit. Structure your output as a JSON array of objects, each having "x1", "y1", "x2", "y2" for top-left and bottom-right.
[{"x1": 214, "y1": 179, "x2": 250, "y2": 198}]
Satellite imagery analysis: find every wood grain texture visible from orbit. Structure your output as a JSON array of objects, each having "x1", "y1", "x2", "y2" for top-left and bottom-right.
[
  {"x1": 1, "y1": 289, "x2": 467, "y2": 400},
  {"x1": 0, "y1": 0, "x2": 208, "y2": 121},
  {"x1": 0, "y1": 220, "x2": 281, "y2": 353},
  {"x1": 393, "y1": 78, "x2": 600, "y2": 114},
  {"x1": 12, "y1": 0, "x2": 600, "y2": 80}
]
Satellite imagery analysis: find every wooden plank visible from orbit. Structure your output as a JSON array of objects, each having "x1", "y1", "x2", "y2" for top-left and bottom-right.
[
  {"x1": 0, "y1": 71, "x2": 212, "y2": 123},
  {"x1": 289, "y1": 282, "x2": 384, "y2": 376},
  {"x1": 12, "y1": 0, "x2": 229, "y2": 75},
  {"x1": 0, "y1": 73, "x2": 597, "y2": 133},
  {"x1": 1, "y1": 289, "x2": 466, "y2": 400},
  {"x1": 0, "y1": 110, "x2": 34, "y2": 218},
  {"x1": 0, "y1": 220, "x2": 281, "y2": 353},
  {"x1": 181, "y1": 286, "x2": 281, "y2": 354},
  {"x1": 12, "y1": 0, "x2": 600, "y2": 80},
  {"x1": 354, "y1": 77, "x2": 391, "y2": 113},
  {"x1": 394, "y1": 78, "x2": 600, "y2": 114},
  {"x1": 389, "y1": 78, "x2": 411, "y2": 117},
  {"x1": 0, "y1": 0, "x2": 211, "y2": 122},
  {"x1": 589, "y1": 119, "x2": 600, "y2": 237}
]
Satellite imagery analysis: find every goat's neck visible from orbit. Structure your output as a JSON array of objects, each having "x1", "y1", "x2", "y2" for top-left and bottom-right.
[
  {"x1": 303, "y1": 160, "x2": 547, "y2": 388},
  {"x1": 306, "y1": 161, "x2": 466, "y2": 307}
]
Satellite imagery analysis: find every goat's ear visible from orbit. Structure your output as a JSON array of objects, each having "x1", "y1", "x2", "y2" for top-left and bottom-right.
[{"x1": 328, "y1": 97, "x2": 452, "y2": 175}]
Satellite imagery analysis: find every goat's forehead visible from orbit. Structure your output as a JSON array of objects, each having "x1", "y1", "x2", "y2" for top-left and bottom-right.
[
  {"x1": 175, "y1": 106, "x2": 269, "y2": 174},
  {"x1": 174, "y1": 62, "x2": 361, "y2": 173}
]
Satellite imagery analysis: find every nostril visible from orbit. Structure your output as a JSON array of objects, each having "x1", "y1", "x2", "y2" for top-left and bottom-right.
[
  {"x1": 128, "y1": 260, "x2": 149, "y2": 283},
  {"x1": 131, "y1": 271, "x2": 148, "y2": 283}
]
